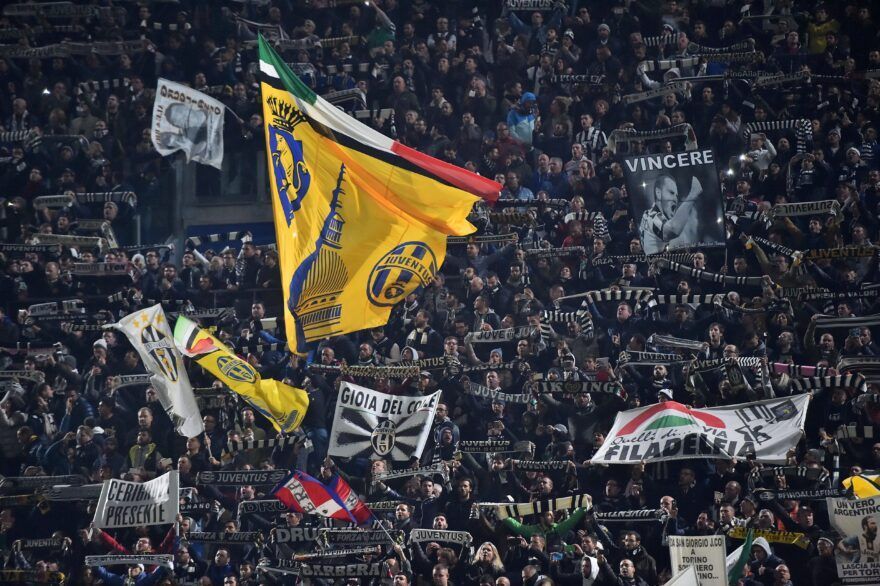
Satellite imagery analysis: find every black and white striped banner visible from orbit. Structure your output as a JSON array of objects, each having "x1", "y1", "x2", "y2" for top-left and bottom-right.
[
  {"x1": 224, "y1": 436, "x2": 305, "y2": 456},
  {"x1": 185, "y1": 231, "x2": 251, "y2": 248},
  {"x1": 814, "y1": 315, "x2": 880, "y2": 329}
]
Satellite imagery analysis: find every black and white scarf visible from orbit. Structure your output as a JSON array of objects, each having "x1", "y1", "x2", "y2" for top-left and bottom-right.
[
  {"x1": 486, "y1": 493, "x2": 593, "y2": 520},
  {"x1": 524, "y1": 246, "x2": 586, "y2": 259},
  {"x1": 618, "y1": 350, "x2": 683, "y2": 365},
  {"x1": 532, "y1": 380, "x2": 627, "y2": 400},
  {"x1": 186, "y1": 231, "x2": 251, "y2": 248},
  {"x1": 196, "y1": 470, "x2": 288, "y2": 486},
  {"x1": 790, "y1": 373, "x2": 867, "y2": 394},
  {"x1": 594, "y1": 509, "x2": 667, "y2": 522},
  {"x1": 835, "y1": 425, "x2": 877, "y2": 440},
  {"x1": 457, "y1": 440, "x2": 534, "y2": 455},
  {"x1": 655, "y1": 258, "x2": 764, "y2": 286},
  {"x1": 648, "y1": 334, "x2": 707, "y2": 352},
  {"x1": 742, "y1": 119, "x2": 811, "y2": 154},
  {"x1": 224, "y1": 436, "x2": 305, "y2": 455},
  {"x1": 318, "y1": 529, "x2": 403, "y2": 548},
  {"x1": 27, "y1": 299, "x2": 83, "y2": 318},
  {"x1": 409, "y1": 529, "x2": 473, "y2": 545},
  {"x1": 539, "y1": 306, "x2": 594, "y2": 341},
  {"x1": 85, "y1": 555, "x2": 174, "y2": 569},
  {"x1": 467, "y1": 326, "x2": 535, "y2": 344},
  {"x1": 622, "y1": 81, "x2": 690, "y2": 105},
  {"x1": 186, "y1": 531, "x2": 262, "y2": 544},
  {"x1": 237, "y1": 499, "x2": 289, "y2": 517},
  {"x1": 814, "y1": 314, "x2": 880, "y2": 329},
  {"x1": 465, "y1": 381, "x2": 531, "y2": 404},
  {"x1": 607, "y1": 123, "x2": 697, "y2": 153},
  {"x1": 509, "y1": 460, "x2": 571, "y2": 471},
  {"x1": 372, "y1": 462, "x2": 448, "y2": 484},
  {"x1": 447, "y1": 233, "x2": 518, "y2": 245}
]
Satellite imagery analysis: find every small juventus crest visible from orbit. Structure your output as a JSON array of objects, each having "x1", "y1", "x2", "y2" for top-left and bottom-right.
[{"x1": 370, "y1": 420, "x2": 397, "y2": 456}]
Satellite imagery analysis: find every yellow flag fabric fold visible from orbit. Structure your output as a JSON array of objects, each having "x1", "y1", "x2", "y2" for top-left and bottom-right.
[
  {"x1": 173, "y1": 316, "x2": 308, "y2": 433},
  {"x1": 258, "y1": 36, "x2": 482, "y2": 353}
]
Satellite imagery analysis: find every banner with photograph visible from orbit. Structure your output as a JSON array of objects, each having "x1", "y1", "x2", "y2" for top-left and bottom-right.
[
  {"x1": 93, "y1": 471, "x2": 179, "y2": 529},
  {"x1": 591, "y1": 396, "x2": 809, "y2": 464},
  {"x1": 625, "y1": 149, "x2": 723, "y2": 254},
  {"x1": 329, "y1": 382, "x2": 440, "y2": 461},
  {"x1": 668, "y1": 535, "x2": 727, "y2": 586},
  {"x1": 151, "y1": 78, "x2": 225, "y2": 169},
  {"x1": 828, "y1": 495, "x2": 880, "y2": 584}
]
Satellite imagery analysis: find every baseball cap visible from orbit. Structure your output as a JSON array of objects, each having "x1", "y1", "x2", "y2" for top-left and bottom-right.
[
  {"x1": 598, "y1": 23, "x2": 610, "y2": 32},
  {"x1": 658, "y1": 388, "x2": 674, "y2": 400}
]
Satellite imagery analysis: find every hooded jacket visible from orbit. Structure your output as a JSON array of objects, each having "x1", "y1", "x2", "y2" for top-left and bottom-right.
[{"x1": 749, "y1": 537, "x2": 785, "y2": 586}]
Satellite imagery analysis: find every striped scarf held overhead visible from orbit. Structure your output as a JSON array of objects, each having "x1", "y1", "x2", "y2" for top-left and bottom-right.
[
  {"x1": 655, "y1": 258, "x2": 765, "y2": 287},
  {"x1": 790, "y1": 373, "x2": 867, "y2": 394},
  {"x1": 607, "y1": 123, "x2": 697, "y2": 154},
  {"x1": 539, "y1": 305, "x2": 594, "y2": 341},
  {"x1": 648, "y1": 334, "x2": 707, "y2": 352},
  {"x1": 814, "y1": 314, "x2": 880, "y2": 329},
  {"x1": 186, "y1": 231, "x2": 252, "y2": 248},
  {"x1": 485, "y1": 493, "x2": 593, "y2": 520},
  {"x1": 742, "y1": 120, "x2": 812, "y2": 154},
  {"x1": 562, "y1": 211, "x2": 610, "y2": 240},
  {"x1": 556, "y1": 287, "x2": 656, "y2": 306},
  {"x1": 618, "y1": 350, "x2": 684, "y2": 365}
]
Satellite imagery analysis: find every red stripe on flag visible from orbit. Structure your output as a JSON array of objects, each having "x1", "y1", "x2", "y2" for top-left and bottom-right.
[
  {"x1": 391, "y1": 141, "x2": 500, "y2": 202},
  {"x1": 618, "y1": 401, "x2": 726, "y2": 436}
]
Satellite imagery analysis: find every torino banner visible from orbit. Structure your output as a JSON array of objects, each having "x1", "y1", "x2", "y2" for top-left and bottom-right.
[
  {"x1": 828, "y1": 495, "x2": 880, "y2": 584},
  {"x1": 329, "y1": 382, "x2": 440, "y2": 461},
  {"x1": 151, "y1": 78, "x2": 225, "y2": 169},
  {"x1": 93, "y1": 471, "x2": 179, "y2": 529},
  {"x1": 668, "y1": 535, "x2": 727, "y2": 586},
  {"x1": 625, "y1": 149, "x2": 723, "y2": 254},
  {"x1": 591, "y1": 396, "x2": 809, "y2": 464}
]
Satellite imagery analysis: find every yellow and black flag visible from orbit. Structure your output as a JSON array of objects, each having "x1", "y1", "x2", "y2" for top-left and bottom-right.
[
  {"x1": 173, "y1": 316, "x2": 308, "y2": 433},
  {"x1": 258, "y1": 36, "x2": 498, "y2": 353}
]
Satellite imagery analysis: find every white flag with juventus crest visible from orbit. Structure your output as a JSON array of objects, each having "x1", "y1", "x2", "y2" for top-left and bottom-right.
[
  {"x1": 108, "y1": 304, "x2": 203, "y2": 438},
  {"x1": 329, "y1": 382, "x2": 440, "y2": 461}
]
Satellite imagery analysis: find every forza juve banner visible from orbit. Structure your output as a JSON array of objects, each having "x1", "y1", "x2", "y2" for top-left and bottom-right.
[
  {"x1": 591, "y1": 396, "x2": 809, "y2": 464},
  {"x1": 668, "y1": 535, "x2": 727, "y2": 586},
  {"x1": 329, "y1": 382, "x2": 440, "y2": 461},
  {"x1": 828, "y1": 495, "x2": 880, "y2": 584},
  {"x1": 110, "y1": 305, "x2": 203, "y2": 438},
  {"x1": 626, "y1": 149, "x2": 723, "y2": 254},
  {"x1": 151, "y1": 78, "x2": 224, "y2": 169},
  {"x1": 93, "y1": 471, "x2": 179, "y2": 529}
]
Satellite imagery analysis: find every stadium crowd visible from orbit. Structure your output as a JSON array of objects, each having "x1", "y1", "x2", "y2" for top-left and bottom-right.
[{"x1": 2, "y1": 0, "x2": 880, "y2": 584}]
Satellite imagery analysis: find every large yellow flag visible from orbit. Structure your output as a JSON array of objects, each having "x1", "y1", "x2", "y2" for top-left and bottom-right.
[
  {"x1": 173, "y1": 316, "x2": 308, "y2": 433},
  {"x1": 258, "y1": 36, "x2": 496, "y2": 353}
]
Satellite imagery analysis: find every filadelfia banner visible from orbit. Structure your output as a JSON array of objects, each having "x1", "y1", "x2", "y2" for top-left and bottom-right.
[
  {"x1": 668, "y1": 535, "x2": 727, "y2": 586},
  {"x1": 329, "y1": 382, "x2": 440, "y2": 461},
  {"x1": 625, "y1": 149, "x2": 723, "y2": 254},
  {"x1": 827, "y1": 495, "x2": 880, "y2": 584},
  {"x1": 590, "y1": 396, "x2": 809, "y2": 464},
  {"x1": 93, "y1": 471, "x2": 179, "y2": 529}
]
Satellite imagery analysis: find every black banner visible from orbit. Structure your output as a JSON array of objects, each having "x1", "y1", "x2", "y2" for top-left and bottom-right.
[{"x1": 625, "y1": 149, "x2": 723, "y2": 254}]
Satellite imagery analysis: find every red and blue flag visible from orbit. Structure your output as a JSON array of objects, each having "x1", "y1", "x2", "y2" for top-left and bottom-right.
[{"x1": 271, "y1": 469, "x2": 373, "y2": 525}]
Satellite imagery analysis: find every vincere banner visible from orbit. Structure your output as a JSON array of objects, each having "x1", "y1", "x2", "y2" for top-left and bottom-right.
[
  {"x1": 329, "y1": 382, "x2": 440, "y2": 461},
  {"x1": 590, "y1": 396, "x2": 809, "y2": 464},
  {"x1": 625, "y1": 149, "x2": 723, "y2": 254},
  {"x1": 93, "y1": 471, "x2": 179, "y2": 529},
  {"x1": 828, "y1": 495, "x2": 880, "y2": 585}
]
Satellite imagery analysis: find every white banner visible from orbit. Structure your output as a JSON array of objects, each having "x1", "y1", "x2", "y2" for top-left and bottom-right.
[
  {"x1": 329, "y1": 382, "x2": 440, "y2": 461},
  {"x1": 151, "y1": 78, "x2": 224, "y2": 169},
  {"x1": 591, "y1": 396, "x2": 809, "y2": 464},
  {"x1": 93, "y1": 471, "x2": 179, "y2": 529},
  {"x1": 667, "y1": 566, "x2": 701, "y2": 586},
  {"x1": 110, "y1": 304, "x2": 203, "y2": 438},
  {"x1": 828, "y1": 495, "x2": 880, "y2": 584},
  {"x1": 669, "y1": 535, "x2": 728, "y2": 586}
]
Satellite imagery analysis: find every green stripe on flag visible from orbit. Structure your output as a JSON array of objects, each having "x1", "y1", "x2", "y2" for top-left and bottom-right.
[
  {"x1": 644, "y1": 415, "x2": 694, "y2": 431},
  {"x1": 258, "y1": 35, "x2": 317, "y2": 104},
  {"x1": 728, "y1": 528, "x2": 754, "y2": 585}
]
